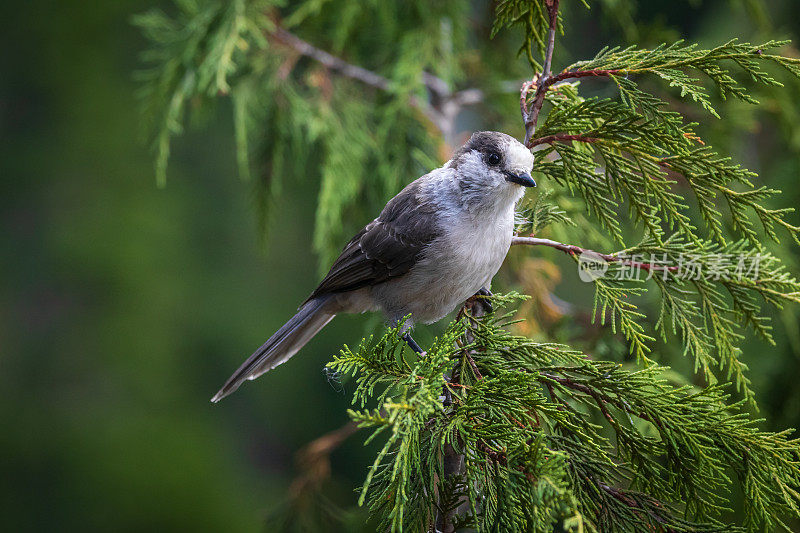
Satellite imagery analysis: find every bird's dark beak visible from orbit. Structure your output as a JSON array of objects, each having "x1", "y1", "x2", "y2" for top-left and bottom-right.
[{"x1": 504, "y1": 170, "x2": 536, "y2": 187}]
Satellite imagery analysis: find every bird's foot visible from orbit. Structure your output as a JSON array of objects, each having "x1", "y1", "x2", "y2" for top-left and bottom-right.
[
  {"x1": 465, "y1": 287, "x2": 494, "y2": 315},
  {"x1": 402, "y1": 333, "x2": 426, "y2": 355}
]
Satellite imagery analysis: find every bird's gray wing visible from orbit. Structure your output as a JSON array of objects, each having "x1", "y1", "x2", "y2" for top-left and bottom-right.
[{"x1": 306, "y1": 179, "x2": 440, "y2": 300}]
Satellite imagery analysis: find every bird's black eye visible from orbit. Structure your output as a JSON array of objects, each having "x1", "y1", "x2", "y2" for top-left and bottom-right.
[{"x1": 486, "y1": 151, "x2": 501, "y2": 166}]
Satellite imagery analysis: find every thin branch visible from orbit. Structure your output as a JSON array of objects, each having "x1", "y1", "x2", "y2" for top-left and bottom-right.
[
  {"x1": 528, "y1": 133, "x2": 599, "y2": 147},
  {"x1": 523, "y1": 0, "x2": 561, "y2": 146},
  {"x1": 598, "y1": 482, "x2": 677, "y2": 530},
  {"x1": 539, "y1": 372, "x2": 653, "y2": 423},
  {"x1": 271, "y1": 26, "x2": 483, "y2": 146},
  {"x1": 528, "y1": 132, "x2": 680, "y2": 181},
  {"x1": 519, "y1": 79, "x2": 536, "y2": 126},
  {"x1": 511, "y1": 236, "x2": 680, "y2": 272},
  {"x1": 452, "y1": 88, "x2": 485, "y2": 106},
  {"x1": 545, "y1": 68, "x2": 623, "y2": 87},
  {"x1": 435, "y1": 298, "x2": 489, "y2": 532},
  {"x1": 273, "y1": 27, "x2": 391, "y2": 91},
  {"x1": 422, "y1": 71, "x2": 451, "y2": 99},
  {"x1": 540, "y1": 0, "x2": 560, "y2": 82}
]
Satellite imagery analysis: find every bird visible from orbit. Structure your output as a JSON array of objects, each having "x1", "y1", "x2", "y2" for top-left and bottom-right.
[{"x1": 211, "y1": 131, "x2": 535, "y2": 402}]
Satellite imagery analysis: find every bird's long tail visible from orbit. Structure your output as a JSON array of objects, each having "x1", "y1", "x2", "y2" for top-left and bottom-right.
[{"x1": 211, "y1": 295, "x2": 336, "y2": 402}]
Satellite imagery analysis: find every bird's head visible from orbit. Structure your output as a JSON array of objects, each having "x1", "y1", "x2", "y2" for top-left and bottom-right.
[{"x1": 448, "y1": 131, "x2": 535, "y2": 211}]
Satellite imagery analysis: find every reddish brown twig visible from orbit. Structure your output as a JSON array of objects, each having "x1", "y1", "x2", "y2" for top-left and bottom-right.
[
  {"x1": 528, "y1": 133, "x2": 600, "y2": 147},
  {"x1": 523, "y1": 70, "x2": 622, "y2": 128},
  {"x1": 538, "y1": 372, "x2": 663, "y2": 431},
  {"x1": 546, "y1": 68, "x2": 623, "y2": 87}
]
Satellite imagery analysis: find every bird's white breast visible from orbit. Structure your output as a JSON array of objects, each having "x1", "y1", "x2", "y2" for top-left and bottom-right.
[
  {"x1": 369, "y1": 166, "x2": 525, "y2": 326},
  {"x1": 385, "y1": 203, "x2": 515, "y2": 325}
]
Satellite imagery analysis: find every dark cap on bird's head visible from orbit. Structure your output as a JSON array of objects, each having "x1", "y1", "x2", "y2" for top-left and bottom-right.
[{"x1": 449, "y1": 131, "x2": 536, "y2": 188}]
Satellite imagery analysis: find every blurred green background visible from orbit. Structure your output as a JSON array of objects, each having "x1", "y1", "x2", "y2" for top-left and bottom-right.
[{"x1": 3, "y1": 1, "x2": 800, "y2": 531}]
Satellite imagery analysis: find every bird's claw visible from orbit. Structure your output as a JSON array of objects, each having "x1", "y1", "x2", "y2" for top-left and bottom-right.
[
  {"x1": 401, "y1": 333, "x2": 426, "y2": 355},
  {"x1": 466, "y1": 287, "x2": 494, "y2": 315}
]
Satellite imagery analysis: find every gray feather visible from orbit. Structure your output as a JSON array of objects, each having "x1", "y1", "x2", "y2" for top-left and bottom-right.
[
  {"x1": 305, "y1": 179, "x2": 441, "y2": 301},
  {"x1": 210, "y1": 295, "x2": 336, "y2": 402}
]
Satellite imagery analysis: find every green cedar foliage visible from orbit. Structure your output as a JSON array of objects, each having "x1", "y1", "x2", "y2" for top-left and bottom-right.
[
  {"x1": 136, "y1": 0, "x2": 800, "y2": 530},
  {"x1": 329, "y1": 297, "x2": 800, "y2": 531},
  {"x1": 134, "y1": 0, "x2": 461, "y2": 266}
]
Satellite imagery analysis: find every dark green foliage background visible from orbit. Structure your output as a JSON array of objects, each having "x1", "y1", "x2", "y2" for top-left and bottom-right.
[{"x1": 3, "y1": 0, "x2": 800, "y2": 531}]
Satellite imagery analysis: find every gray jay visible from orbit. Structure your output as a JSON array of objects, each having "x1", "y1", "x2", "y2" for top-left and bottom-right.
[{"x1": 212, "y1": 131, "x2": 535, "y2": 402}]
